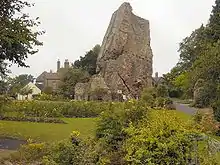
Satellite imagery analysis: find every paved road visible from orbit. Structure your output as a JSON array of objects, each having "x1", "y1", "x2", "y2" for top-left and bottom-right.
[
  {"x1": 174, "y1": 103, "x2": 197, "y2": 115},
  {"x1": 0, "y1": 138, "x2": 26, "y2": 150}
]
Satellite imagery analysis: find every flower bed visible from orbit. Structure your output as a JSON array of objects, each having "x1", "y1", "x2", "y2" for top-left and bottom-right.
[
  {"x1": 0, "y1": 115, "x2": 66, "y2": 124},
  {"x1": 0, "y1": 100, "x2": 110, "y2": 119}
]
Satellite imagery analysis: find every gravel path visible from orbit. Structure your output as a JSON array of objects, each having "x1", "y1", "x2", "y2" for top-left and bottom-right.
[
  {"x1": 0, "y1": 138, "x2": 26, "y2": 150},
  {"x1": 174, "y1": 103, "x2": 197, "y2": 115}
]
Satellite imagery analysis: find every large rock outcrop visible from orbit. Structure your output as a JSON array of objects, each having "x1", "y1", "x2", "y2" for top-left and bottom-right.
[{"x1": 96, "y1": 2, "x2": 153, "y2": 98}]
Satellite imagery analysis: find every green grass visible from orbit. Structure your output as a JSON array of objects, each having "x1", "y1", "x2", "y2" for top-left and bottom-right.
[
  {"x1": 0, "y1": 118, "x2": 97, "y2": 142},
  {"x1": 174, "y1": 110, "x2": 193, "y2": 120}
]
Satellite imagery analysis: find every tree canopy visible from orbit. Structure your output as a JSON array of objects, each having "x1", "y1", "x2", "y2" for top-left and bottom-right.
[
  {"x1": 164, "y1": 0, "x2": 220, "y2": 119},
  {"x1": 7, "y1": 74, "x2": 34, "y2": 96},
  {"x1": 0, "y1": 0, "x2": 43, "y2": 75},
  {"x1": 58, "y1": 68, "x2": 90, "y2": 98},
  {"x1": 74, "y1": 44, "x2": 100, "y2": 75}
]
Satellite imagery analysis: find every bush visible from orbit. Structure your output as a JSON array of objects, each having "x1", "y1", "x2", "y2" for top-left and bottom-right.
[
  {"x1": 156, "y1": 84, "x2": 169, "y2": 97},
  {"x1": 10, "y1": 132, "x2": 91, "y2": 165},
  {"x1": 0, "y1": 95, "x2": 13, "y2": 109},
  {"x1": 89, "y1": 87, "x2": 110, "y2": 101},
  {"x1": 5, "y1": 100, "x2": 218, "y2": 165},
  {"x1": 141, "y1": 88, "x2": 156, "y2": 107},
  {"x1": 154, "y1": 97, "x2": 174, "y2": 109},
  {"x1": 17, "y1": 140, "x2": 48, "y2": 162},
  {"x1": 0, "y1": 100, "x2": 109, "y2": 119},
  {"x1": 193, "y1": 81, "x2": 216, "y2": 108},
  {"x1": 35, "y1": 93, "x2": 67, "y2": 101},
  {"x1": 193, "y1": 110, "x2": 220, "y2": 135},
  {"x1": 212, "y1": 100, "x2": 220, "y2": 122},
  {"x1": 95, "y1": 100, "x2": 149, "y2": 164},
  {"x1": 123, "y1": 110, "x2": 206, "y2": 165},
  {"x1": 141, "y1": 87, "x2": 174, "y2": 109},
  {"x1": 0, "y1": 115, "x2": 66, "y2": 124}
]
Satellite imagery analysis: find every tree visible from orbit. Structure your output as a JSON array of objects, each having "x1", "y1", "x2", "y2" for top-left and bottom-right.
[
  {"x1": 178, "y1": 25, "x2": 206, "y2": 72},
  {"x1": 0, "y1": 0, "x2": 43, "y2": 75},
  {"x1": 173, "y1": 72, "x2": 193, "y2": 98},
  {"x1": 58, "y1": 68, "x2": 90, "y2": 98},
  {"x1": 74, "y1": 45, "x2": 100, "y2": 75},
  {"x1": 0, "y1": 80, "x2": 9, "y2": 94},
  {"x1": 7, "y1": 74, "x2": 34, "y2": 96},
  {"x1": 19, "y1": 86, "x2": 33, "y2": 96},
  {"x1": 206, "y1": 0, "x2": 220, "y2": 43},
  {"x1": 162, "y1": 68, "x2": 184, "y2": 98},
  {"x1": 165, "y1": 0, "x2": 220, "y2": 101},
  {"x1": 43, "y1": 86, "x2": 53, "y2": 95}
]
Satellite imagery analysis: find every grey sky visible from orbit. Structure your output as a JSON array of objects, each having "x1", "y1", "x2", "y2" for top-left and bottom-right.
[{"x1": 11, "y1": 0, "x2": 214, "y2": 78}]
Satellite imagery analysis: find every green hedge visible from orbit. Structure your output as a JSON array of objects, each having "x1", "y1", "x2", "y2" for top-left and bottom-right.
[{"x1": 0, "y1": 100, "x2": 110, "y2": 118}]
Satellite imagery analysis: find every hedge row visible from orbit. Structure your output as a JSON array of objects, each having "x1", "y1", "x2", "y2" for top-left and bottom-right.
[{"x1": 0, "y1": 100, "x2": 110, "y2": 118}]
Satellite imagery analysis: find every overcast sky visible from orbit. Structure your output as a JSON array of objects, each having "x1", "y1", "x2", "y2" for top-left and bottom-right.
[{"x1": 10, "y1": 0, "x2": 215, "y2": 78}]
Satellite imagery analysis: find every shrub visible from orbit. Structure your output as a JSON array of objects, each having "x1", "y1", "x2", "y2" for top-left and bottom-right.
[
  {"x1": 155, "y1": 97, "x2": 165, "y2": 108},
  {"x1": 0, "y1": 95, "x2": 13, "y2": 109},
  {"x1": 193, "y1": 111, "x2": 220, "y2": 135},
  {"x1": 42, "y1": 140, "x2": 85, "y2": 165},
  {"x1": 193, "y1": 111, "x2": 204, "y2": 123},
  {"x1": 193, "y1": 81, "x2": 216, "y2": 108},
  {"x1": 35, "y1": 93, "x2": 67, "y2": 101},
  {"x1": 141, "y1": 88, "x2": 156, "y2": 107},
  {"x1": 0, "y1": 115, "x2": 66, "y2": 124},
  {"x1": 8, "y1": 132, "x2": 91, "y2": 165},
  {"x1": 123, "y1": 110, "x2": 203, "y2": 165},
  {"x1": 89, "y1": 87, "x2": 110, "y2": 101},
  {"x1": 94, "y1": 100, "x2": 149, "y2": 164},
  {"x1": 156, "y1": 84, "x2": 169, "y2": 97},
  {"x1": 154, "y1": 97, "x2": 174, "y2": 109},
  {"x1": 0, "y1": 100, "x2": 109, "y2": 119},
  {"x1": 17, "y1": 140, "x2": 48, "y2": 162},
  {"x1": 212, "y1": 100, "x2": 220, "y2": 122},
  {"x1": 141, "y1": 87, "x2": 174, "y2": 109}
]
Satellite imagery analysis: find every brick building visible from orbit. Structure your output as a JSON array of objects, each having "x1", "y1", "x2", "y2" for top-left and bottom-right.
[{"x1": 36, "y1": 59, "x2": 70, "y2": 91}]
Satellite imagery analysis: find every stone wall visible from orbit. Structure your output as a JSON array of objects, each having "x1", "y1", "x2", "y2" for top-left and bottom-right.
[{"x1": 74, "y1": 83, "x2": 89, "y2": 100}]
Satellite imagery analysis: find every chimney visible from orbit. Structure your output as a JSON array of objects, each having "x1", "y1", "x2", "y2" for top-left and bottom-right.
[
  {"x1": 64, "y1": 59, "x2": 69, "y2": 69},
  {"x1": 155, "y1": 72, "x2": 158, "y2": 78},
  {"x1": 57, "y1": 59, "x2": 61, "y2": 71}
]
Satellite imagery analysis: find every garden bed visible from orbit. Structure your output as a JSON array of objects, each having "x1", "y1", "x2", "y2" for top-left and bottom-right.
[
  {"x1": 0, "y1": 100, "x2": 109, "y2": 118},
  {"x1": 0, "y1": 116, "x2": 66, "y2": 124}
]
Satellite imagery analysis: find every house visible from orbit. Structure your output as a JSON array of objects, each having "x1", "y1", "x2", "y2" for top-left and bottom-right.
[
  {"x1": 36, "y1": 59, "x2": 70, "y2": 92},
  {"x1": 17, "y1": 82, "x2": 41, "y2": 100},
  {"x1": 152, "y1": 72, "x2": 164, "y2": 87}
]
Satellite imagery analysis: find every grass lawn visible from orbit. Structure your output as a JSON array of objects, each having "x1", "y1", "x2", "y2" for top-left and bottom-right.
[
  {"x1": 0, "y1": 118, "x2": 97, "y2": 142},
  {"x1": 174, "y1": 110, "x2": 193, "y2": 120}
]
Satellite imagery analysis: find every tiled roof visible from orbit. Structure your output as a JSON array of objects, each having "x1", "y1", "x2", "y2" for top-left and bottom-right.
[
  {"x1": 36, "y1": 71, "x2": 47, "y2": 82},
  {"x1": 44, "y1": 72, "x2": 60, "y2": 80},
  {"x1": 152, "y1": 77, "x2": 164, "y2": 84},
  {"x1": 36, "y1": 71, "x2": 60, "y2": 82}
]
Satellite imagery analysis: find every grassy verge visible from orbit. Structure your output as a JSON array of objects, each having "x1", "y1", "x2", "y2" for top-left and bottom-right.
[{"x1": 0, "y1": 118, "x2": 97, "y2": 142}]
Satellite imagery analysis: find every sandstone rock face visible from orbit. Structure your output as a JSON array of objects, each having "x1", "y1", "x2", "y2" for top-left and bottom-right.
[
  {"x1": 74, "y1": 75, "x2": 111, "y2": 101},
  {"x1": 96, "y1": 2, "x2": 153, "y2": 98},
  {"x1": 74, "y1": 83, "x2": 89, "y2": 100}
]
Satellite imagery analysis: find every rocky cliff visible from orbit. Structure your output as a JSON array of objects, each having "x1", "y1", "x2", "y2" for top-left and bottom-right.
[{"x1": 96, "y1": 2, "x2": 153, "y2": 98}]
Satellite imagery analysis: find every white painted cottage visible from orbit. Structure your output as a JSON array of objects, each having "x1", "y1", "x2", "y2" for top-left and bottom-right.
[{"x1": 17, "y1": 82, "x2": 41, "y2": 100}]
